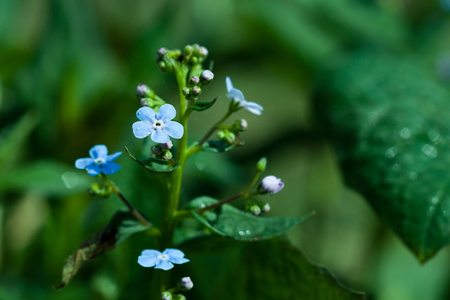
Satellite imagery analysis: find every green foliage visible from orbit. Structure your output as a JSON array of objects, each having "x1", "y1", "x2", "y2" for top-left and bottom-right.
[
  {"x1": 315, "y1": 50, "x2": 450, "y2": 262},
  {"x1": 183, "y1": 236, "x2": 365, "y2": 300},
  {"x1": 187, "y1": 97, "x2": 217, "y2": 111},
  {"x1": 54, "y1": 209, "x2": 150, "y2": 289},
  {"x1": 125, "y1": 147, "x2": 179, "y2": 174},
  {"x1": 190, "y1": 196, "x2": 308, "y2": 241}
]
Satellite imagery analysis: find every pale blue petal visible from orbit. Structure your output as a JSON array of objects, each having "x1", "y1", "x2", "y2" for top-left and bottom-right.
[
  {"x1": 155, "y1": 260, "x2": 174, "y2": 271},
  {"x1": 86, "y1": 164, "x2": 101, "y2": 176},
  {"x1": 100, "y1": 162, "x2": 121, "y2": 174},
  {"x1": 75, "y1": 158, "x2": 94, "y2": 169},
  {"x1": 89, "y1": 145, "x2": 108, "y2": 159},
  {"x1": 164, "y1": 121, "x2": 183, "y2": 139},
  {"x1": 243, "y1": 101, "x2": 263, "y2": 115},
  {"x1": 106, "y1": 151, "x2": 122, "y2": 162},
  {"x1": 151, "y1": 129, "x2": 170, "y2": 143},
  {"x1": 227, "y1": 89, "x2": 244, "y2": 103},
  {"x1": 133, "y1": 121, "x2": 153, "y2": 139},
  {"x1": 138, "y1": 256, "x2": 159, "y2": 268},
  {"x1": 136, "y1": 106, "x2": 156, "y2": 122},
  {"x1": 225, "y1": 76, "x2": 234, "y2": 92},
  {"x1": 171, "y1": 257, "x2": 190, "y2": 265},
  {"x1": 163, "y1": 248, "x2": 185, "y2": 258},
  {"x1": 156, "y1": 104, "x2": 176, "y2": 122},
  {"x1": 141, "y1": 249, "x2": 162, "y2": 256}
]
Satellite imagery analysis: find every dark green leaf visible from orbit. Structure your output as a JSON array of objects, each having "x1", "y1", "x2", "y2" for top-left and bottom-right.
[
  {"x1": 188, "y1": 97, "x2": 217, "y2": 111},
  {"x1": 315, "y1": 51, "x2": 450, "y2": 262},
  {"x1": 125, "y1": 147, "x2": 178, "y2": 174},
  {"x1": 182, "y1": 236, "x2": 365, "y2": 300},
  {"x1": 189, "y1": 196, "x2": 309, "y2": 241},
  {"x1": 54, "y1": 209, "x2": 150, "y2": 289},
  {"x1": 202, "y1": 140, "x2": 236, "y2": 153}
]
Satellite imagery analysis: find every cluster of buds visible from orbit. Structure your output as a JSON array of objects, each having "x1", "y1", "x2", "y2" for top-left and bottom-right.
[
  {"x1": 217, "y1": 119, "x2": 247, "y2": 145},
  {"x1": 136, "y1": 83, "x2": 165, "y2": 109},
  {"x1": 161, "y1": 277, "x2": 193, "y2": 300},
  {"x1": 245, "y1": 199, "x2": 271, "y2": 216},
  {"x1": 182, "y1": 70, "x2": 214, "y2": 100},
  {"x1": 156, "y1": 44, "x2": 209, "y2": 74},
  {"x1": 152, "y1": 141, "x2": 174, "y2": 161}
]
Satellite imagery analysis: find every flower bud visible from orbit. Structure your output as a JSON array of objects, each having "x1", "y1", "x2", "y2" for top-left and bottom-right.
[
  {"x1": 158, "y1": 61, "x2": 170, "y2": 73},
  {"x1": 189, "y1": 76, "x2": 200, "y2": 86},
  {"x1": 182, "y1": 87, "x2": 190, "y2": 96},
  {"x1": 217, "y1": 130, "x2": 236, "y2": 144},
  {"x1": 258, "y1": 175, "x2": 284, "y2": 194},
  {"x1": 261, "y1": 202, "x2": 271, "y2": 213},
  {"x1": 256, "y1": 157, "x2": 267, "y2": 172},
  {"x1": 179, "y1": 277, "x2": 194, "y2": 291},
  {"x1": 200, "y1": 70, "x2": 214, "y2": 84},
  {"x1": 249, "y1": 204, "x2": 261, "y2": 216},
  {"x1": 173, "y1": 295, "x2": 186, "y2": 300},
  {"x1": 88, "y1": 183, "x2": 112, "y2": 198},
  {"x1": 233, "y1": 119, "x2": 248, "y2": 132},
  {"x1": 184, "y1": 45, "x2": 193, "y2": 55},
  {"x1": 136, "y1": 83, "x2": 153, "y2": 99},
  {"x1": 192, "y1": 86, "x2": 202, "y2": 95},
  {"x1": 162, "y1": 150, "x2": 173, "y2": 161},
  {"x1": 161, "y1": 291, "x2": 172, "y2": 300},
  {"x1": 140, "y1": 97, "x2": 152, "y2": 107},
  {"x1": 157, "y1": 47, "x2": 168, "y2": 57},
  {"x1": 161, "y1": 141, "x2": 173, "y2": 150}
]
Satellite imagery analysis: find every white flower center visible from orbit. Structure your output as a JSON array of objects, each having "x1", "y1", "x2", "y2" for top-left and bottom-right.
[
  {"x1": 153, "y1": 120, "x2": 165, "y2": 130},
  {"x1": 94, "y1": 158, "x2": 106, "y2": 165},
  {"x1": 157, "y1": 254, "x2": 169, "y2": 261}
]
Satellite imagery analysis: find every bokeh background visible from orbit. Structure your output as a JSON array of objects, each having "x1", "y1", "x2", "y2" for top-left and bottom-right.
[{"x1": 2, "y1": 0, "x2": 450, "y2": 299}]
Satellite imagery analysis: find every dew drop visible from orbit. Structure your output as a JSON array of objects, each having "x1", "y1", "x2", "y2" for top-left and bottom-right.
[
  {"x1": 421, "y1": 144, "x2": 438, "y2": 159},
  {"x1": 431, "y1": 197, "x2": 440, "y2": 205},
  {"x1": 428, "y1": 130, "x2": 441, "y2": 143},
  {"x1": 385, "y1": 147, "x2": 398, "y2": 158},
  {"x1": 409, "y1": 171, "x2": 418, "y2": 180},
  {"x1": 245, "y1": 230, "x2": 251, "y2": 235},
  {"x1": 147, "y1": 131, "x2": 151, "y2": 135},
  {"x1": 238, "y1": 230, "x2": 245, "y2": 236},
  {"x1": 62, "y1": 171, "x2": 79, "y2": 189},
  {"x1": 392, "y1": 164, "x2": 401, "y2": 172},
  {"x1": 137, "y1": 126, "x2": 141, "y2": 130},
  {"x1": 400, "y1": 128, "x2": 412, "y2": 139}
]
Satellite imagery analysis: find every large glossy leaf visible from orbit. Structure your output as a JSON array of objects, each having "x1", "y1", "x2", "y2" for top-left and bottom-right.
[
  {"x1": 182, "y1": 236, "x2": 365, "y2": 300},
  {"x1": 54, "y1": 209, "x2": 150, "y2": 289},
  {"x1": 315, "y1": 51, "x2": 450, "y2": 262},
  {"x1": 189, "y1": 196, "x2": 308, "y2": 241}
]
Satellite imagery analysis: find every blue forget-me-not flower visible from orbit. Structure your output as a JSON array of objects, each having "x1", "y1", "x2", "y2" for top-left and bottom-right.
[
  {"x1": 75, "y1": 145, "x2": 122, "y2": 176},
  {"x1": 133, "y1": 104, "x2": 184, "y2": 143},
  {"x1": 226, "y1": 76, "x2": 263, "y2": 115},
  {"x1": 137, "y1": 248, "x2": 189, "y2": 271}
]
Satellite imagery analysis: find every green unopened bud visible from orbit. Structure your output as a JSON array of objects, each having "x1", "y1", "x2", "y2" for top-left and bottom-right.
[
  {"x1": 161, "y1": 291, "x2": 172, "y2": 300},
  {"x1": 182, "y1": 87, "x2": 190, "y2": 96},
  {"x1": 173, "y1": 295, "x2": 186, "y2": 300},
  {"x1": 192, "y1": 86, "x2": 202, "y2": 95},
  {"x1": 162, "y1": 150, "x2": 173, "y2": 160},
  {"x1": 190, "y1": 56, "x2": 198, "y2": 65},
  {"x1": 189, "y1": 76, "x2": 200, "y2": 86},
  {"x1": 249, "y1": 204, "x2": 261, "y2": 216},
  {"x1": 158, "y1": 61, "x2": 170, "y2": 73},
  {"x1": 233, "y1": 119, "x2": 248, "y2": 132},
  {"x1": 256, "y1": 157, "x2": 267, "y2": 172},
  {"x1": 88, "y1": 183, "x2": 112, "y2": 198},
  {"x1": 261, "y1": 202, "x2": 271, "y2": 213},
  {"x1": 136, "y1": 83, "x2": 154, "y2": 99},
  {"x1": 184, "y1": 45, "x2": 193, "y2": 55},
  {"x1": 140, "y1": 97, "x2": 153, "y2": 107},
  {"x1": 217, "y1": 129, "x2": 236, "y2": 144}
]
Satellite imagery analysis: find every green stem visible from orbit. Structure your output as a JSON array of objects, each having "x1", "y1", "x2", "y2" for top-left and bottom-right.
[
  {"x1": 197, "y1": 109, "x2": 233, "y2": 146},
  {"x1": 100, "y1": 174, "x2": 151, "y2": 227}
]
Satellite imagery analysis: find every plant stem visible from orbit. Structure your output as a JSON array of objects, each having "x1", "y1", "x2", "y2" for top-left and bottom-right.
[
  {"x1": 100, "y1": 174, "x2": 151, "y2": 227},
  {"x1": 197, "y1": 109, "x2": 232, "y2": 146}
]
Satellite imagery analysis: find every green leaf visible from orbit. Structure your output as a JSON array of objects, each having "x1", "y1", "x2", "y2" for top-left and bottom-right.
[
  {"x1": 182, "y1": 236, "x2": 365, "y2": 300},
  {"x1": 54, "y1": 209, "x2": 150, "y2": 289},
  {"x1": 315, "y1": 51, "x2": 450, "y2": 262},
  {"x1": 189, "y1": 196, "x2": 309, "y2": 241},
  {"x1": 125, "y1": 147, "x2": 178, "y2": 174},
  {"x1": 188, "y1": 97, "x2": 217, "y2": 111},
  {"x1": 202, "y1": 140, "x2": 236, "y2": 153},
  {"x1": 0, "y1": 160, "x2": 90, "y2": 195}
]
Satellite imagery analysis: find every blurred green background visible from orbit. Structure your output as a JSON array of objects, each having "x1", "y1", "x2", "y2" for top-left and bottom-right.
[{"x1": 2, "y1": 0, "x2": 450, "y2": 299}]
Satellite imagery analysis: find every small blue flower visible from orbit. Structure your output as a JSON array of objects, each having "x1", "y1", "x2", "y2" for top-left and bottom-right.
[
  {"x1": 75, "y1": 145, "x2": 122, "y2": 176},
  {"x1": 226, "y1": 76, "x2": 263, "y2": 115},
  {"x1": 132, "y1": 104, "x2": 184, "y2": 143},
  {"x1": 137, "y1": 248, "x2": 189, "y2": 271}
]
